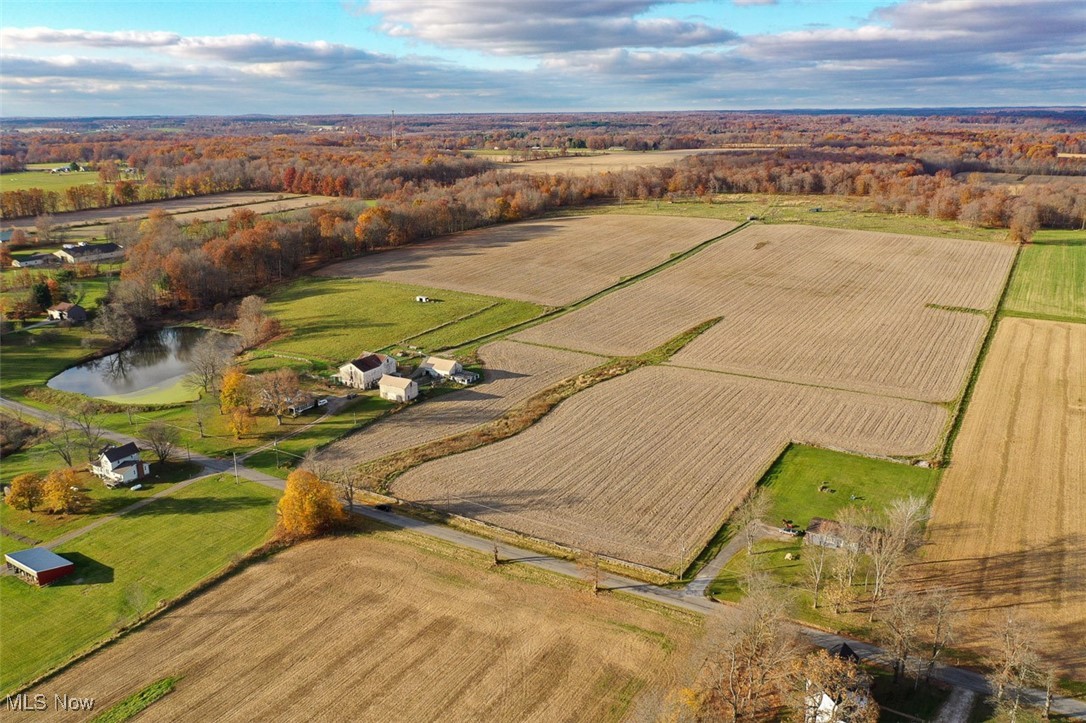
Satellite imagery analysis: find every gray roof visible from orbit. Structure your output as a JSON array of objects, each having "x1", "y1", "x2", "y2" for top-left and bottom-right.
[
  {"x1": 5, "y1": 548, "x2": 75, "y2": 574},
  {"x1": 102, "y1": 442, "x2": 140, "y2": 463},
  {"x1": 62, "y1": 242, "x2": 121, "y2": 257}
]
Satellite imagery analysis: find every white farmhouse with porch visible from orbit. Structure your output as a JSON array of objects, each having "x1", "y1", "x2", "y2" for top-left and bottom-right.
[
  {"x1": 379, "y1": 375, "x2": 418, "y2": 403},
  {"x1": 91, "y1": 442, "x2": 150, "y2": 488},
  {"x1": 337, "y1": 353, "x2": 397, "y2": 389}
]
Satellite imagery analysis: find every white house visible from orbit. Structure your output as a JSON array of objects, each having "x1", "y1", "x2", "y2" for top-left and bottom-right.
[
  {"x1": 418, "y1": 356, "x2": 462, "y2": 378},
  {"x1": 379, "y1": 374, "x2": 418, "y2": 403},
  {"x1": 11, "y1": 253, "x2": 56, "y2": 268},
  {"x1": 91, "y1": 442, "x2": 149, "y2": 488},
  {"x1": 337, "y1": 353, "x2": 397, "y2": 389},
  {"x1": 53, "y1": 242, "x2": 125, "y2": 264},
  {"x1": 46, "y1": 302, "x2": 87, "y2": 323}
]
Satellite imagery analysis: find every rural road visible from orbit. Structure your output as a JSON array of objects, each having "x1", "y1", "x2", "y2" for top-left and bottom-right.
[{"x1": 4, "y1": 394, "x2": 1083, "y2": 719}]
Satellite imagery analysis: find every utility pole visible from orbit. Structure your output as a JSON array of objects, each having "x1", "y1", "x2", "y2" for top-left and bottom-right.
[
  {"x1": 274, "y1": 440, "x2": 280, "y2": 468},
  {"x1": 233, "y1": 452, "x2": 239, "y2": 484}
]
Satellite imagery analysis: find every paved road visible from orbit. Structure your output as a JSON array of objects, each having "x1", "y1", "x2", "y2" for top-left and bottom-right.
[{"x1": 5, "y1": 394, "x2": 1083, "y2": 719}]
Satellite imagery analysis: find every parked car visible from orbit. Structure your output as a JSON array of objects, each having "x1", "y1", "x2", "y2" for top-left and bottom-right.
[
  {"x1": 375, "y1": 503, "x2": 392, "y2": 512},
  {"x1": 317, "y1": 398, "x2": 328, "y2": 407}
]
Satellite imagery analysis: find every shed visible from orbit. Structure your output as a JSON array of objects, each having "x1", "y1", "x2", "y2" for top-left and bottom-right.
[
  {"x1": 419, "y1": 356, "x2": 462, "y2": 378},
  {"x1": 5, "y1": 548, "x2": 76, "y2": 586},
  {"x1": 804, "y1": 517, "x2": 861, "y2": 551},
  {"x1": 47, "y1": 302, "x2": 88, "y2": 323},
  {"x1": 379, "y1": 374, "x2": 418, "y2": 403}
]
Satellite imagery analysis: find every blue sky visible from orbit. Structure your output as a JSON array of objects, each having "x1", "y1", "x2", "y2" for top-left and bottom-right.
[{"x1": 2, "y1": 1, "x2": 1083, "y2": 116}]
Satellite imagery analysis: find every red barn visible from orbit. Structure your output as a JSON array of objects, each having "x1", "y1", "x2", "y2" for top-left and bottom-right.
[{"x1": 4, "y1": 548, "x2": 76, "y2": 586}]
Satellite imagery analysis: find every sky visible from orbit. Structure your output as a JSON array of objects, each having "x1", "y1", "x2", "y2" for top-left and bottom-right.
[{"x1": 1, "y1": 0, "x2": 1084, "y2": 117}]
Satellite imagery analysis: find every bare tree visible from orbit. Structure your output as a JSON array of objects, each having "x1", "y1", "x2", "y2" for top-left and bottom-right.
[
  {"x1": 879, "y1": 588, "x2": 924, "y2": 685},
  {"x1": 42, "y1": 414, "x2": 80, "y2": 467},
  {"x1": 987, "y1": 613, "x2": 1040, "y2": 722},
  {"x1": 91, "y1": 302, "x2": 137, "y2": 344},
  {"x1": 332, "y1": 465, "x2": 359, "y2": 513},
  {"x1": 191, "y1": 397, "x2": 214, "y2": 438},
  {"x1": 236, "y1": 295, "x2": 269, "y2": 348},
  {"x1": 71, "y1": 403, "x2": 106, "y2": 463},
  {"x1": 143, "y1": 422, "x2": 180, "y2": 463},
  {"x1": 34, "y1": 214, "x2": 56, "y2": 245},
  {"x1": 867, "y1": 496, "x2": 929, "y2": 601},
  {"x1": 794, "y1": 648, "x2": 879, "y2": 723},
  {"x1": 731, "y1": 487, "x2": 769, "y2": 554},
  {"x1": 922, "y1": 588, "x2": 957, "y2": 684},
  {"x1": 700, "y1": 579, "x2": 800, "y2": 722},
  {"x1": 804, "y1": 543, "x2": 831, "y2": 610},
  {"x1": 186, "y1": 334, "x2": 233, "y2": 393},
  {"x1": 255, "y1": 368, "x2": 301, "y2": 425},
  {"x1": 300, "y1": 448, "x2": 330, "y2": 482}
]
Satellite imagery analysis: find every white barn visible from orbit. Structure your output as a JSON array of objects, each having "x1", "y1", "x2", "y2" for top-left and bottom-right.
[
  {"x1": 337, "y1": 353, "x2": 397, "y2": 389},
  {"x1": 379, "y1": 375, "x2": 418, "y2": 403},
  {"x1": 418, "y1": 356, "x2": 462, "y2": 378}
]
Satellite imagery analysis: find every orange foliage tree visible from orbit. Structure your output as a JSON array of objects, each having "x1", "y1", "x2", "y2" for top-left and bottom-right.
[{"x1": 276, "y1": 469, "x2": 345, "y2": 538}]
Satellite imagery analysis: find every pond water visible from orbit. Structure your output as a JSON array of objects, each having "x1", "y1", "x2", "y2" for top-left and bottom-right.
[{"x1": 48, "y1": 327, "x2": 234, "y2": 404}]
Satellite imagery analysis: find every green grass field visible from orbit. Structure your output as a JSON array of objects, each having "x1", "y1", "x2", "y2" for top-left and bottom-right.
[
  {"x1": 0, "y1": 170, "x2": 101, "y2": 194},
  {"x1": 0, "y1": 327, "x2": 99, "y2": 402},
  {"x1": 0, "y1": 474, "x2": 279, "y2": 693},
  {"x1": 758, "y1": 445, "x2": 942, "y2": 531},
  {"x1": 1004, "y1": 229, "x2": 1086, "y2": 322},
  {"x1": 264, "y1": 277, "x2": 542, "y2": 362},
  {"x1": 571, "y1": 195, "x2": 1012, "y2": 243}
]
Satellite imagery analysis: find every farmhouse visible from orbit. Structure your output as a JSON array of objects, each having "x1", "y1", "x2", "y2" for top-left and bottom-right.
[
  {"x1": 11, "y1": 253, "x2": 56, "y2": 268},
  {"x1": 53, "y1": 242, "x2": 125, "y2": 264},
  {"x1": 5, "y1": 548, "x2": 76, "y2": 586},
  {"x1": 337, "y1": 353, "x2": 397, "y2": 390},
  {"x1": 379, "y1": 375, "x2": 418, "y2": 403},
  {"x1": 804, "y1": 643, "x2": 871, "y2": 723},
  {"x1": 419, "y1": 356, "x2": 462, "y2": 378},
  {"x1": 91, "y1": 442, "x2": 150, "y2": 488},
  {"x1": 804, "y1": 517, "x2": 861, "y2": 551},
  {"x1": 46, "y1": 302, "x2": 87, "y2": 323}
]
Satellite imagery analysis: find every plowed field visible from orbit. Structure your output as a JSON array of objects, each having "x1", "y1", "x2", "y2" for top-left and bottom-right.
[
  {"x1": 317, "y1": 341, "x2": 601, "y2": 468},
  {"x1": 919, "y1": 318, "x2": 1086, "y2": 676},
  {"x1": 515, "y1": 225, "x2": 1014, "y2": 402},
  {"x1": 13, "y1": 534, "x2": 700, "y2": 723},
  {"x1": 317, "y1": 215, "x2": 736, "y2": 306},
  {"x1": 393, "y1": 366, "x2": 946, "y2": 571}
]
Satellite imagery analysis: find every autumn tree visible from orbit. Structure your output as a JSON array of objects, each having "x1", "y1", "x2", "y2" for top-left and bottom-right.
[
  {"x1": 276, "y1": 468, "x2": 345, "y2": 538},
  {"x1": 987, "y1": 613, "x2": 1041, "y2": 722},
  {"x1": 5, "y1": 473, "x2": 44, "y2": 511},
  {"x1": 794, "y1": 648, "x2": 878, "y2": 723},
  {"x1": 228, "y1": 408, "x2": 253, "y2": 439},
  {"x1": 235, "y1": 295, "x2": 279, "y2": 348},
  {"x1": 219, "y1": 367, "x2": 254, "y2": 412},
  {"x1": 879, "y1": 588, "x2": 925, "y2": 685},
  {"x1": 143, "y1": 422, "x2": 180, "y2": 463},
  {"x1": 866, "y1": 496, "x2": 930, "y2": 601},
  {"x1": 91, "y1": 302, "x2": 137, "y2": 344},
  {"x1": 185, "y1": 334, "x2": 233, "y2": 393},
  {"x1": 42, "y1": 469, "x2": 91, "y2": 514}
]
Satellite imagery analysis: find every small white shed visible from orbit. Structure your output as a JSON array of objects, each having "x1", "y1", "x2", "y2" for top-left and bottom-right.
[
  {"x1": 379, "y1": 375, "x2": 418, "y2": 403},
  {"x1": 419, "y1": 356, "x2": 462, "y2": 378}
]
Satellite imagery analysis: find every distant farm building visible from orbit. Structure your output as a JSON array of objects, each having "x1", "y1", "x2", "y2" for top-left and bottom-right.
[
  {"x1": 450, "y1": 371, "x2": 479, "y2": 385},
  {"x1": 11, "y1": 253, "x2": 56, "y2": 268},
  {"x1": 0, "y1": 229, "x2": 13, "y2": 243},
  {"x1": 804, "y1": 643, "x2": 871, "y2": 723},
  {"x1": 804, "y1": 517, "x2": 861, "y2": 551},
  {"x1": 287, "y1": 393, "x2": 317, "y2": 417},
  {"x1": 5, "y1": 548, "x2": 76, "y2": 586},
  {"x1": 53, "y1": 242, "x2": 125, "y2": 264},
  {"x1": 92, "y1": 442, "x2": 149, "y2": 488},
  {"x1": 47, "y1": 302, "x2": 87, "y2": 323},
  {"x1": 337, "y1": 353, "x2": 397, "y2": 390},
  {"x1": 379, "y1": 374, "x2": 418, "y2": 403},
  {"x1": 419, "y1": 356, "x2": 462, "y2": 379},
  {"x1": 415, "y1": 295, "x2": 431, "y2": 303}
]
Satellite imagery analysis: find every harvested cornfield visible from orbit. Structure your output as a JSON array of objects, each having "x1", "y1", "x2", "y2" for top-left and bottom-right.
[
  {"x1": 918, "y1": 318, "x2": 1086, "y2": 676},
  {"x1": 515, "y1": 225, "x2": 1014, "y2": 402},
  {"x1": 496, "y1": 148, "x2": 778, "y2": 176},
  {"x1": 393, "y1": 366, "x2": 946, "y2": 571},
  {"x1": 317, "y1": 340, "x2": 601, "y2": 468},
  {"x1": 13, "y1": 534, "x2": 701, "y2": 723},
  {"x1": 317, "y1": 215, "x2": 736, "y2": 306}
]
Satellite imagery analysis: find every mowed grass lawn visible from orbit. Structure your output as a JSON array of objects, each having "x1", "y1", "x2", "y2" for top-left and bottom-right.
[
  {"x1": 0, "y1": 170, "x2": 101, "y2": 193},
  {"x1": 0, "y1": 327, "x2": 97, "y2": 403},
  {"x1": 1004, "y1": 229, "x2": 1086, "y2": 322},
  {"x1": 264, "y1": 277, "x2": 542, "y2": 361},
  {"x1": 0, "y1": 474, "x2": 279, "y2": 693},
  {"x1": 758, "y1": 445, "x2": 941, "y2": 531}
]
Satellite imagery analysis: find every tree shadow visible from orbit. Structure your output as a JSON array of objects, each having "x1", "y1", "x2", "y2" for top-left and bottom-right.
[{"x1": 123, "y1": 495, "x2": 271, "y2": 518}]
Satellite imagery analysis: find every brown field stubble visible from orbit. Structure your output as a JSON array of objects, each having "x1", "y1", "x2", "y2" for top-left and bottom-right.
[
  {"x1": 316, "y1": 214, "x2": 736, "y2": 306},
  {"x1": 317, "y1": 340, "x2": 601, "y2": 469},
  {"x1": 515, "y1": 225, "x2": 1014, "y2": 402},
  {"x1": 495, "y1": 148, "x2": 783, "y2": 176},
  {"x1": 916, "y1": 318, "x2": 1086, "y2": 676},
  {"x1": 13, "y1": 534, "x2": 701, "y2": 723},
  {"x1": 392, "y1": 366, "x2": 946, "y2": 571}
]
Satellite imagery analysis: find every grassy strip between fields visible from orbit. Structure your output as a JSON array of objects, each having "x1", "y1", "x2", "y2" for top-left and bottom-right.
[
  {"x1": 0, "y1": 474, "x2": 279, "y2": 694},
  {"x1": 89, "y1": 676, "x2": 180, "y2": 723}
]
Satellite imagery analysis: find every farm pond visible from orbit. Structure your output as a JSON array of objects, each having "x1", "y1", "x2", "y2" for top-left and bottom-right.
[{"x1": 47, "y1": 327, "x2": 235, "y2": 404}]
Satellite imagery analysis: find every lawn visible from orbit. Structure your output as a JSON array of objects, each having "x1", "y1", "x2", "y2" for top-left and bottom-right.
[
  {"x1": 0, "y1": 170, "x2": 101, "y2": 193},
  {"x1": 758, "y1": 445, "x2": 942, "y2": 531},
  {"x1": 569, "y1": 195, "x2": 1012, "y2": 243},
  {"x1": 0, "y1": 474, "x2": 279, "y2": 693},
  {"x1": 0, "y1": 327, "x2": 99, "y2": 403},
  {"x1": 264, "y1": 277, "x2": 542, "y2": 362},
  {"x1": 1004, "y1": 229, "x2": 1086, "y2": 322},
  {"x1": 0, "y1": 453, "x2": 201, "y2": 545}
]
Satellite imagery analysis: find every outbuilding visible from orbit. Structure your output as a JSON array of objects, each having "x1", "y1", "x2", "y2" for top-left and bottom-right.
[
  {"x1": 47, "y1": 302, "x2": 88, "y2": 323},
  {"x1": 11, "y1": 253, "x2": 56, "y2": 268},
  {"x1": 53, "y1": 242, "x2": 125, "y2": 264},
  {"x1": 5, "y1": 548, "x2": 76, "y2": 586},
  {"x1": 804, "y1": 517, "x2": 861, "y2": 551},
  {"x1": 337, "y1": 352, "x2": 397, "y2": 389},
  {"x1": 418, "y1": 356, "x2": 462, "y2": 378},
  {"x1": 379, "y1": 374, "x2": 418, "y2": 403}
]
